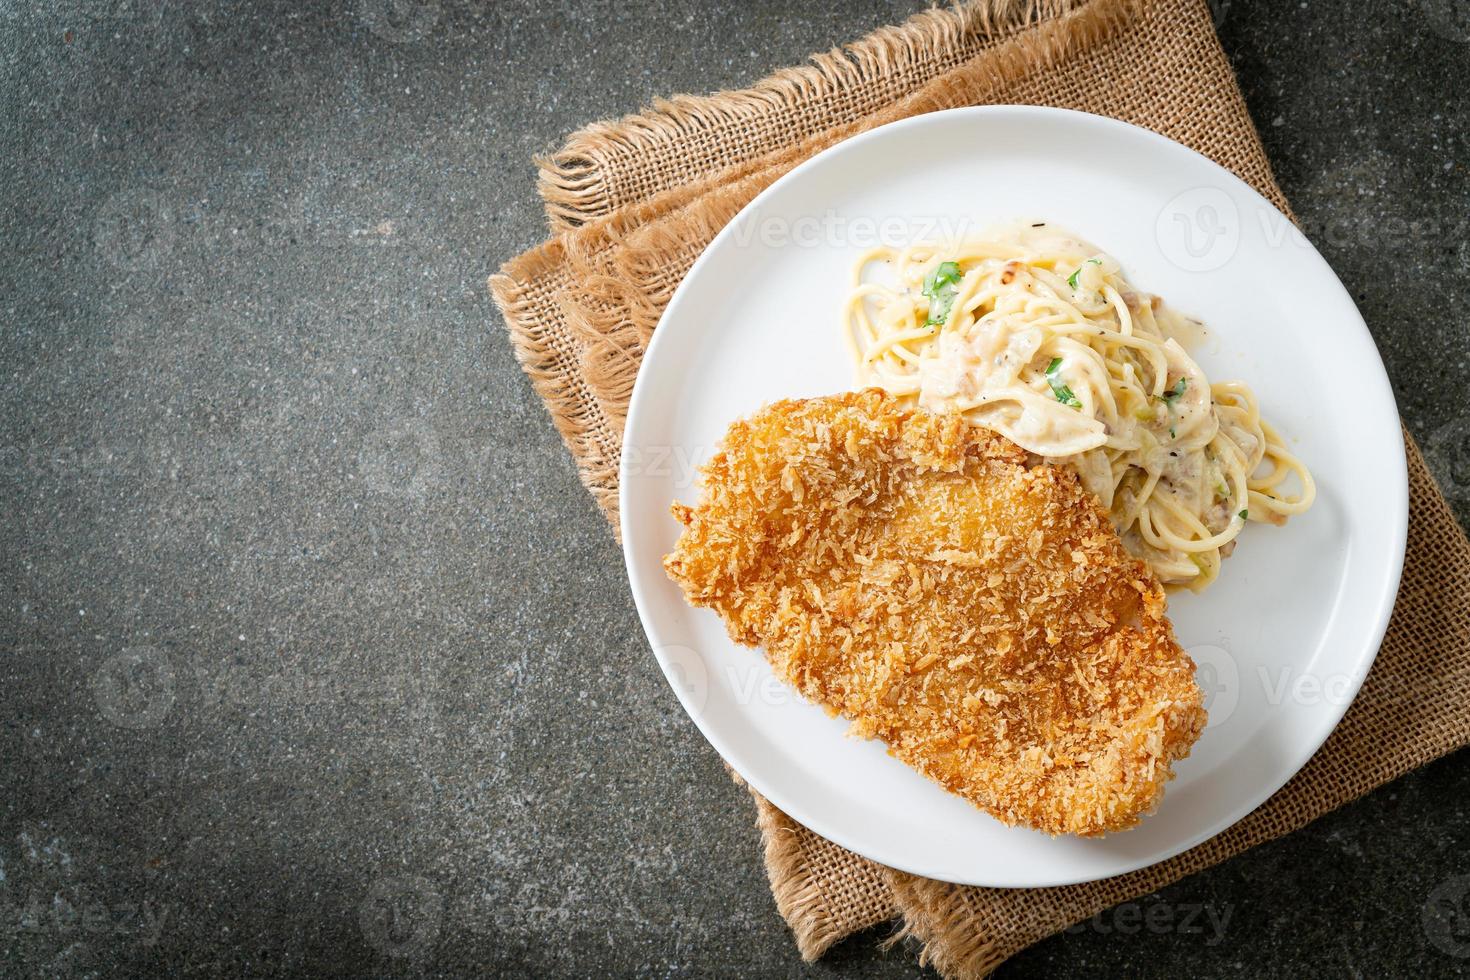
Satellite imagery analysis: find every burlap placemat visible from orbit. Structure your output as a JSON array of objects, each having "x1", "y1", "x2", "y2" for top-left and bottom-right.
[{"x1": 489, "y1": 0, "x2": 1470, "y2": 974}]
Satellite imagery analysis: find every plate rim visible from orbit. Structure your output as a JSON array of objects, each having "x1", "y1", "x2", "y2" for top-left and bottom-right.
[{"x1": 619, "y1": 104, "x2": 1410, "y2": 887}]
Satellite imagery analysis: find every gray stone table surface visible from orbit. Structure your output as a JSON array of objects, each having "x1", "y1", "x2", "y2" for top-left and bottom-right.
[{"x1": 3, "y1": 0, "x2": 1470, "y2": 975}]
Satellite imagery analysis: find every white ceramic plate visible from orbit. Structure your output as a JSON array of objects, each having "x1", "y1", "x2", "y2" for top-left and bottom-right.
[{"x1": 620, "y1": 106, "x2": 1407, "y2": 887}]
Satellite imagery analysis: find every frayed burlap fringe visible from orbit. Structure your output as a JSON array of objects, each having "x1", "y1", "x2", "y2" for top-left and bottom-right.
[
  {"x1": 537, "y1": 0, "x2": 1092, "y2": 231},
  {"x1": 491, "y1": 0, "x2": 1470, "y2": 976}
]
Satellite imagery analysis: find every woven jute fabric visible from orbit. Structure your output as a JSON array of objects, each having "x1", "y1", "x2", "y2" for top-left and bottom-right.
[{"x1": 489, "y1": 0, "x2": 1470, "y2": 975}]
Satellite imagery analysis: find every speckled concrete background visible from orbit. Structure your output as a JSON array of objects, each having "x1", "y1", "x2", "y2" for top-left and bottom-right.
[{"x1": 1, "y1": 0, "x2": 1468, "y2": 976}]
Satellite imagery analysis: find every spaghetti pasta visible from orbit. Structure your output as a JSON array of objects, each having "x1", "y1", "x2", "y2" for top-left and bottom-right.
[{"x1": 843, "y1": 222, "x2": 1314, "y2": 590}]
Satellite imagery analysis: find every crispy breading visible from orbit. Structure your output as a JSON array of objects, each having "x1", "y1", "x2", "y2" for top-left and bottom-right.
[{"x1": 663, "y1": 390, "x2": 1206, "y2": 836}]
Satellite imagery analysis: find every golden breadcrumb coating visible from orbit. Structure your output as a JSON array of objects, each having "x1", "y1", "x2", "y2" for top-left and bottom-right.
[{"x1": 663, "y1": 390, "x2": 1206, "y2": 836}]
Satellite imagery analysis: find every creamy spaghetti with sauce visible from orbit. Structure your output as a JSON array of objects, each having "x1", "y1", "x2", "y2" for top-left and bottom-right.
[{"x1": 843, "y1": 221, "x2": 1315, "y2": 590}]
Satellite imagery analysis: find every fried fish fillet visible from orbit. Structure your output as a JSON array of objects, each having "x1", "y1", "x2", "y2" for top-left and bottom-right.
[{"x1": 663, "y1": 390, "x2": 1206, "y2": 836}]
